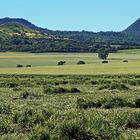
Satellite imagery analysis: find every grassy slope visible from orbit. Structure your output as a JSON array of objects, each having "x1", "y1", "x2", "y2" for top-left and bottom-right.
[
  {"x1": 0, "y1": 23, "x2": 50, "y2": 38},
  {"x1": 0, "y1": 52, "x2": 139, "y2": 74}
]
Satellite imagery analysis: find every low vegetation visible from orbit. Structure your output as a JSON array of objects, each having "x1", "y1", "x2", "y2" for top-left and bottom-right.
[{"x1": 0, "y1": 74, "x2": 139, "y2": 139}]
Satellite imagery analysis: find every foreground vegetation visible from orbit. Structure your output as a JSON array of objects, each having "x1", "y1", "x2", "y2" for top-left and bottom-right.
[{"x1": 0, "y1": 74, "x2": 140, "y2": 139}]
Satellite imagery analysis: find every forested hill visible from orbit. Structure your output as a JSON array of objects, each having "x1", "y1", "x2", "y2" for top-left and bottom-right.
[
  {"x1": 0, "y1": 17, "x2": 140, "y2": 53},
  {"x1": 123, "y1": 18, "x2": 140, "y2": 35}
]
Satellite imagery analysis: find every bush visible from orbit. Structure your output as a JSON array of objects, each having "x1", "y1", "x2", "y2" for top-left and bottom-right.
[
  {"x1": 60, "y1": 118, "x2": 96, "y2": 140},
  {"x1": 98, "y1": 82, "x2": 129, "y2": 90},
  {"x1": 76, "y1": 98, "x2": 101, "y2": 109},
  {"x1": 102, "y1": 97, "x2": 128, "y2": 109},
  {"x1": 57, "y1": 61, "x2": 66, "y2": 65},
  {"x1": 70, "y1": 88, "x2": 80, "y2": 93},
  {"x1": 6, "y1": 82, "x2": 18, "y2": 88},
  {"x1": 44, "y1": 87, "x2": 68, "y2": 94},
  {"x1": 43, "y1": 87, "x2": 53, "y2": 94},
  {"x1": 53, "y1": 87, "x2": 67, "y2": 94},
  {"x1": 26, "y1": 65, "x2": 31, "y2": 67},
  {"x1": 77, "y1": 60, "x2": 85, "y2": 64},
  {"x1": 123, "y1": 60, "x2": 128, "y2": 62},
  {"x1": 17, "y1": 64, "x2": 23, "y2": 67},
  {"x1": 102, "y1": 60, "x2": 108, "y2": 63},
  {"x1": 91, "y1": 80, "x2": 98, "y2": 85},
  {"x1": 110, "y1": 82, "x2": 129, "y2": 90},
  {"x1": 134, "y1": 98, "x2": 140, "y2": 107}
]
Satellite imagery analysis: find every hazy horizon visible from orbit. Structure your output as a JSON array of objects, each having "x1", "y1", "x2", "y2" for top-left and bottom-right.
[{"x1": 0, "y1": 0, "x2": 140, "y2": 32}]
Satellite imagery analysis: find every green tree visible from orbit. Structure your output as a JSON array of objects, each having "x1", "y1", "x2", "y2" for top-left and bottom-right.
[{"x1": 98, "y1": 48, "x2": 109, "y2": 60}]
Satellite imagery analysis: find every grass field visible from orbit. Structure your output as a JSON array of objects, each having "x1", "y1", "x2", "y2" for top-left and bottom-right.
[
  {"x1": 0, "y1": 52, "x2": 139, "y2": 74},
  {"x1": 0, "y1": 52, "x2": 140, "y2": 139},
  {"x1": 0, "y1": 74, "x2": 140, "y2": 139}
]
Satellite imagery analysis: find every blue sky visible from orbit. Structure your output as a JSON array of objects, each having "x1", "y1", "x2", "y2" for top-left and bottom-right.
[{"x1": 1, "y1": 0, "x2": 140, "y2": 31}]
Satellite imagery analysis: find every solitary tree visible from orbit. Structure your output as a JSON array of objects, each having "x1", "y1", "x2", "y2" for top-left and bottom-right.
[{"x1": 98, "y1": 48, "x2": 109, "y2": 60}]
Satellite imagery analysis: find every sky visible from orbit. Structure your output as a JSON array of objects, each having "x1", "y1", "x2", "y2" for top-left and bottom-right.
[{"x1": 0, "y1": 0, "x2": 140, "y2": 32}]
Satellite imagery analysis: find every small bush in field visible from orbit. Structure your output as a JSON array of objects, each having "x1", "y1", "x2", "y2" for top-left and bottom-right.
[
  {"x1": 53, "y1": 87, "x2": 67, "y2": 94},
  {"x1": 57, "y1": 61, "x2": 66, "y2": 65},
  {"x1": 76, "y1": 98, "x2": 100, "y2": 109},
  {"x1": 70, "y1": 88, "x2": 80, "y2": 93},
  {"x1": 77, "y1": 60, "x2": 85, "y2": 64},
  {"x1": 26, "y1": 65, "x2": 31, "y2": 67},
  {"x1": 44, "y1": 86, "x2": 68, "y2": 94},
  {"x1": 60, "y1": 119, "x2": 96, "y2": 140},
  {"x1": 102, "y1": 97, "x2": 128, "y2": 109},
  {"x1": 123, "y1": 60, "x2": 128, "y2": 62},
  {"x1": 91, "y1": 80, "x2": 98, "y2": 85},
  {"x1": 17, "y1": 64, "x2": 23, "y2": 67},
  {"x1": 102, "y1": 60, "x2": 108, "y2": 63},
  {"x1": 98, "y1": 82, "x2": 129, "y2": 90},
  {"x1": 110, "y1": 83, "x2": 129, "y2": 90},
  {"x1": 6, "y1": 82, "x2": 18, "y2": 88},
  {"x1": 43, "y1": 87, "x2": 53, "y2": 94}
]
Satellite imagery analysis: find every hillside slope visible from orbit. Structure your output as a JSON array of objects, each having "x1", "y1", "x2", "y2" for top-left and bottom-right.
[
  {"x1": 0, "y1": 17, "x2": 140, "y2": 52},
  {"x1": 123, "y1": 18, "x2": 140, "y2": 35}
]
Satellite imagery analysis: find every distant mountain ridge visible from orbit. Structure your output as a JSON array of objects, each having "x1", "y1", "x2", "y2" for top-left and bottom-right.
[
  {"x1": 0, "y1": 17, "x2": 41, "y2": 31},
  {"x1": 123, "y1": 18, "x2": 140, "y2": 35},
  {"x1": 1, "y1": 17, "x2": 140, "y2": 37},
  {"x1": 0, "y1": 17, "x2": 140, "y2": 53}
]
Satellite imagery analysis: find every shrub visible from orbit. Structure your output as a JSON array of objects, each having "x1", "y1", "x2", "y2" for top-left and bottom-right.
[
  {"x1": 70, "y1": 88, "x2": 80, "y2": 93},
  {"x1": 76, "y1": 98, "x2": 100, "y2": 109},
  {"x1": 102, "y1": 60, "x2": 108, "y2": 63},
  {"x1": 102, "y1": 97, "x2": 128, "y2": 109},
  {"x1": 26, "y1": 65, "x2": 31, "y2": 67},
  {"x1": 98, "y1": 82, "x2": 129, "y2": 90},
  {"x1": 61, "y1": 80, "x2": 68, "y2": 85},
  {"x1": 60, "y1": 119, "x2": 96, "y2": 140},
  {"x1": 123, "y1": 60, "x2": 128, "y2": 62},
  {"x1": 57, "y1": 61, "x2": 66, "y2": 65},
  {"x1": 43, "y1": 87, "x2": 53, "y2": 94},
  {"x1": 110, "y1": 82, "x2": 129, "y2": 90},
  {"x1": 53, "y1": 87, "x2": 67, "y2": 94},
  {"x1": 91, "y1": 80, "x2": 98, "y2": 85},
  {"x1": 77, "y1": 60, "x2": 85, "y2": 64},
  {"x1": 17, "y1": 64, "x2": 23, "y2": 67},
  {"x1": 6, "y1": 82, "x2": 18, "y2": 88},
  {"x1": 134, "y1": 98, "x2": 140, "y2": 107},
  {"x1": 44, "y1": 87, "x2": 68, "y2": 94}
]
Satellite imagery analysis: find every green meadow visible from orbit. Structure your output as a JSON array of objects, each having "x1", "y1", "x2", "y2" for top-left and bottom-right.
[
  {"x1": 0, "y1": 51, "x2": 140, "y2": 139},
  {"x1": 0, "y1": 74, "x2": 140, "y2": 139},
  {"x1": 0, "y1": 52, "x2": 139, "y2": 74}
]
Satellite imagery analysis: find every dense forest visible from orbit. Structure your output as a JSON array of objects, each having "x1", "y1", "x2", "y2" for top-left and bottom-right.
[{"x1": 0, "y1": 17, "x2": 140, "y2": 52}]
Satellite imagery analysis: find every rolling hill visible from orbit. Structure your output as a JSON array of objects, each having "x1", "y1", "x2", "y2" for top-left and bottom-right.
[{"x1": 0, "y1": 17, "x2": 140, "y2": 52}]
